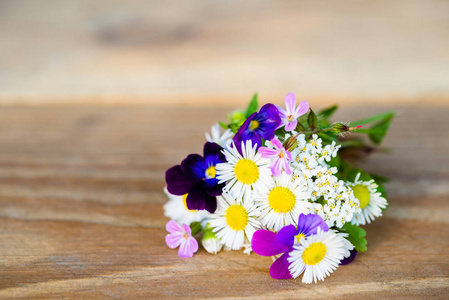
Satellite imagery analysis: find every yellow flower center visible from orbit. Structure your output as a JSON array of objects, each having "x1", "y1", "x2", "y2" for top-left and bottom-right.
[
  {"x1": 225, "y1": 205, "x2": 248, "y2": 231},
  {"x1": 268, "y1": 187, "x2": 296, "y2": 213},
  {"x1": 351, "y1": 184, "x2": 370, "y2": 209},
  {"x1": 182, "y1": 194, "x2": 196, "y2": 212},
  {"x1": 302, "y1": 242, "x2": 327, "y2": 265},
  {"x1": 295, "y1": 233, "x2": 305, "y2": 243},
  {"x1": 234, "y1": 159, "x2": 259, "y2": 184},
  {"x1": 205, "y1": 166, "x2": 216, "y2": 179},
  {"x1": 287, "y1": 115, "x2": 294, "y2": 121},
  {"x1": 249, "y1": 120, "x2": 259, "y2": 131}
]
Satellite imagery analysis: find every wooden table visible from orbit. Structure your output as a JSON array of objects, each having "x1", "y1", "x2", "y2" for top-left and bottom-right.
[{"x1": 0, "y1": 104, "x2": 448, "y2": 298}]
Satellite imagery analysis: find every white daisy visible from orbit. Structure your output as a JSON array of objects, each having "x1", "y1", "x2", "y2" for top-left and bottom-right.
[
  {"x1": 208, "y1": 192, "x2": 261, "y2": 250},
  {"x1": 163, "y1": 187, "x2": 209, "y2": 225},
  {"x1": 288, "y1": 229, "x2": 348, "y2": 284},
  {"x1": 348, "y1": 173, "x2": 388, "y2": 225},
  {"x1": 216, "y1": 140, "x2": 271, "y2": 200},
  {"x1": 205, "y1": 123, "x2": 234, "y2": 148},
  {"x1": 256, "y1": 173, "x2": 312, "y2": 231}
]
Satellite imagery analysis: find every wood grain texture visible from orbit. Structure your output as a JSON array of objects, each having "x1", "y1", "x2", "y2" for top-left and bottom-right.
[
  {"x1": 1, "y1": 0, "x2": 449, "y2": 104},
  {"x1": 0, "y1": 104, "x2": 448, "y2": 298}
]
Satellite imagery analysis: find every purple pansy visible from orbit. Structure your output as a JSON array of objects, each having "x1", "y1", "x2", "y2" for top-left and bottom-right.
[
  {"x1": 165, "y1": 142, "x2": 226, "y2": 213},
  {"x1": 251, "y1": 214, "x2": 328, "y2": 279},
  {"x1": 258, "y1": 137, "x2": 292, "y2": 177},
  {"x1": 277, "y1": 93, "x2": 309, "y2": 132},
  {"x1": 165, "y1": 220, "x2": 199, "y2": 258},
  {"x1": 233, "y1": 103, "x2": 281, "y2": 154}
]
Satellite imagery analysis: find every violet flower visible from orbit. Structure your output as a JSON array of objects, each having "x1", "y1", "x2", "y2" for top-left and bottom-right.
[
  {"x1": 251, "y1": 214, "x2": 328, "y2": 279},
  {"x1": 233, "y1": 104, "x2": 281, "y2": 154},
  {"x1": 258, "y1": 137, "x2": 292, "y2": 177},
  {"x1": 165, "y1": 142, "x2": 226, "y2": 213},
  {"x1": 277, "y1": 93, "x2": 309, "y2": 132},
  {"x1": 165, "y1": 220, "x2": 199, "y2": 258}
]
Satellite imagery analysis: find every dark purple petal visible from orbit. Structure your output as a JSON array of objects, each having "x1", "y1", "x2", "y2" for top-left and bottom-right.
[
  {"x1": 186, "y1": 181, "x2": 217, "y2": 213},
  {"x1": 165, "y1": 165, "x2": 197, "y2": 195},
  {"x1": 276, "y1": 224, "x2": 296, "y2": 247},
  {"x1": 203, "y1": 142, "x2": 223, "y2": 159},
  {"x1": 251, "y1": 229, "x2": 290, "y2": 256},
  {"x1": 181, "y1": 154, "x2": 206, "y2": 179},
  {"x1": 256, "y1": 103, "x2": 281, "y2": 140},
  {"x1": 297, "y1": 213, "x2": 329, "y2": 236},
  {"x1": 269, "y1": 250, "x2": 293, "y2": 280},
  {"x1": 340, "y1": 249, "x2": 357, "y2": 265},
  {"x1": 204, "y1": 178, "x2": 225, "y2": 197}
]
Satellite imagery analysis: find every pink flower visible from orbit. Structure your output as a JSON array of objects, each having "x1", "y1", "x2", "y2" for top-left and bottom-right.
[
  {"x1": 165, "y1": 220, "x2": 199, "y2": 258},
  {"x1": 258, "y1": 138, "x2": 292, "y2": 177},
  {"x1": 277, "y1": 93, "x2": 309, "y2": 132}
]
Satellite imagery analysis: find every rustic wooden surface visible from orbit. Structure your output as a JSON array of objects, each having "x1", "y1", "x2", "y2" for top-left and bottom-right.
[
  {"x1": 1, "y1": 0, "x2": 449, "y2": 104},
  {"x1": 0, "y1": 104, "x2": 448, "y2": 298}
]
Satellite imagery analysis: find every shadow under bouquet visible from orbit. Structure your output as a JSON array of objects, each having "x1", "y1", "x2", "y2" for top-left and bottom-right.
[{"x1": 163, "y1": 93, "x2": 394, "y2": 284}]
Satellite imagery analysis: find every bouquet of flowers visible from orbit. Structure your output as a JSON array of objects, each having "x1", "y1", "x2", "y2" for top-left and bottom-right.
[{"x1": 163, "y1": 93, "x2": 394, "y2": 283}]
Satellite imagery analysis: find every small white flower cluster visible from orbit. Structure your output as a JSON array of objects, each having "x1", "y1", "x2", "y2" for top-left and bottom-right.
[{"x1": 290, "y1": 134, "x2": 361, "y2": 228}]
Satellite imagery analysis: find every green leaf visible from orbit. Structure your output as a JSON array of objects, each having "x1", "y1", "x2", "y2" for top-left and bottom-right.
[
  {"x1": 189, "y1": 222, "x2": 202, "y2": 236},
  {"x1": 295, "y1": 121, "x2": 306, "y2": 132},
  {"x1": 368, "y1": 113, "x2": 395, "y2": 144},
  {"x1": 349, "y1": 112, "x2": 395, "y2": 127},
  {"x1": 318, "y1": 105, "x2": 338, "y2": 119},
  {"x1": 341, "y1": 223, "x2": 367, "y2": 252},
  {"x1": 307, "y1": 109, "x2": 318, "y2": 131},
  {"x1": 245, "y1": 93, "x2": 258, "y2": 118},
  {"x1": 218, "y1": 121, "x2": 228, "y2": 130}
]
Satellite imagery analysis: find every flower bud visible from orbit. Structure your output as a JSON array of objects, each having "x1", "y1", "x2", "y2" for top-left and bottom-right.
[
  {"x1": 201, "y1": 230, "x2": 222, "y2": 254},
  {"x1": 283, "y1": 136, "x2": 298, "y2": 152},
  {"x1": 332, "y1": 122, "x2": 350, "y2": 134}
]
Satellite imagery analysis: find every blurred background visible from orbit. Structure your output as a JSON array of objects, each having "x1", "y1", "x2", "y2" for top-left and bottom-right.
[{"x1": 0, "y1": 0, "x2": 448, "y2": 106}]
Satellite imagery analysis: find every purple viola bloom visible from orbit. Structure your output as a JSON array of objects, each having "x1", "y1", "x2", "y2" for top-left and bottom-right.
[
  {"x1": 251, "y1": 214, "x2": 328, "y2": 279},
  {"x1": 233, "y1": 103, "x2": 281, "y2": 154},
  {"x1": 258, "y1": 137, "x2": 292, "y2": 177},
  {"x1": 165, "y1": 142, "x2": 226, "y2": 213},
  {"x1": 277, "y1": 93, "x2": 309, "y2": 132},
  {"x1": 165, "y1": 220, "x2": 199, "y2": 258}
]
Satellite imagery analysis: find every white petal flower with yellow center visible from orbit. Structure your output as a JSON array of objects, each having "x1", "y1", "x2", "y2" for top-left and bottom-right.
[
  {"x1": 348, "y1": 173, "x2": 388, "y2": 225},
  {"x1": 256, "y1": 173, "x2": 312, "y2": 231},
  {"x1": 163, "y1": 187, "x2": 209, "y2": 225},
  {"x1": 288, "y1": 229, "x2": 348, "y2": 284},
  {"x1": 216, "y1": 140, "x2": 271, "y2": 200},
  {"x1": 208, "y1": 192, "x2": 261, "y2": 250}
]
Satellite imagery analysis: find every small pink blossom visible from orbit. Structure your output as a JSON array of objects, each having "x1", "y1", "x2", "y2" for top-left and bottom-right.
[
  {"x1": 258, "y1": 138, "x2": 292, "y2": 177},
  {"x1": 165, "y1": 220, "x2": 199, "y2": 258},
  {"x1": 277, "y1": 93, "x2": 309, "y2": 132}
]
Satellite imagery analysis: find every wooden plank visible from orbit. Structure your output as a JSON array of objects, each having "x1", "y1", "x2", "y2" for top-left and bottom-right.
[
  {"x1": 0, "y1": 105, "x2": 448, "y2": 297},
  {"x1": 0, "y1": 0, "x2": 449, "y2": 104}
]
